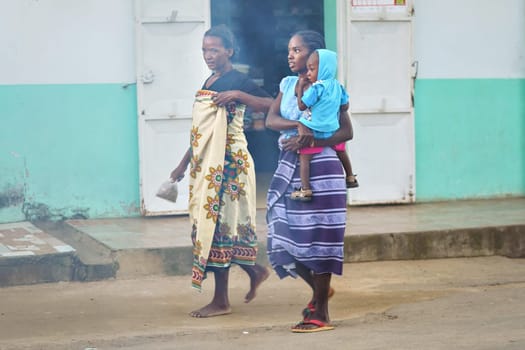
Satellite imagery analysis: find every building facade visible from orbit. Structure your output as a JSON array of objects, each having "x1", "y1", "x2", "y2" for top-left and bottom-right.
[{"x1": 1, "y1": 0, "x2": 523, "y2": 223}]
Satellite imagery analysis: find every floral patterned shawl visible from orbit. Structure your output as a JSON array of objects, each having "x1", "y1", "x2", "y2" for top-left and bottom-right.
[{"x1": 189, "y1": 90, "x2": 257, "y2": 290}]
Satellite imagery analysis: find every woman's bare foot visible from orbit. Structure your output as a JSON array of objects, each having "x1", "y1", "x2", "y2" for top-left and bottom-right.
[
  {"x1": 189, "y1": 302, "x2": 232, "y2": 318},
  {"x1": 244, "y1": 265, "x2": 270, "y2": 303}
]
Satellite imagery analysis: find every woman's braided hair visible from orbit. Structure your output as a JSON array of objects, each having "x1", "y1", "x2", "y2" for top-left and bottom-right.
[{"x1": 293, "y1": 30, "x2": 326, "y2": 54}]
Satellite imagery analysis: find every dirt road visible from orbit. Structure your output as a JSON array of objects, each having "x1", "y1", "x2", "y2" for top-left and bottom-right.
[{"x1": 1, "y1": 256, "x2": 525, "y2": 350}]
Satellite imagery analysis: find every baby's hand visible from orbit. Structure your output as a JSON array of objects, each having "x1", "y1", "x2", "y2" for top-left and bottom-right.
[
  {"x1": 296, "y1": 123, "x2": 314, "y2": 147},
  {"x1": 297, "y1": 76, "x2": 309, "y2": 89}
]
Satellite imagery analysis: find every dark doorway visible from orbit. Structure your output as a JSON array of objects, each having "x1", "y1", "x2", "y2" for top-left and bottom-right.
[
  {"x1": 211, "y1": 0, "x2": 324, "y2": 96},
  {"x1": 211, "y1": 0, "x2": 324, "y2": 206}
]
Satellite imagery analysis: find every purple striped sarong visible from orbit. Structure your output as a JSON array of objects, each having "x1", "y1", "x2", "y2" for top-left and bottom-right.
[{"x1": 266, "y1": 147, "x2": 347, "y2": 279}]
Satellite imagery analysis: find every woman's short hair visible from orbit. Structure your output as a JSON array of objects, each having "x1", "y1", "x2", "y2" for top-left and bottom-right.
[
  {"x1": 204, "y1": 24, "x2": 237, "y2": 58},
  {"x1": 293, "y1": 30, "x2": 326, "y2": 53}
]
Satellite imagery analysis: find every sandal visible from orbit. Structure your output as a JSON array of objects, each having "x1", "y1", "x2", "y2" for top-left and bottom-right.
[
  {"x1": 302, "y1": 302, "x2": 316, "y2": 320},
  {"x1": 346, "y1": 174, "x2": 359, "y2": 188},
  {"x1": 291, "y1": 319, "x2": 335, "y2": 333},
  {"x1": 301, "y1": 287, "x2": 335, "y2": 320},
  {"x1": 290, "y1": 188, "x2": 313, "y2": 201}
]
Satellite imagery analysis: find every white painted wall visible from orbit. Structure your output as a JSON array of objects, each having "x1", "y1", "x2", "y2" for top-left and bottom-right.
[
  {"x1": 414, "y1": 0, "x2": 525, "y2": 79},
  {"x1": 0, "y1": 0, "x2": 135, "y2": 84}
]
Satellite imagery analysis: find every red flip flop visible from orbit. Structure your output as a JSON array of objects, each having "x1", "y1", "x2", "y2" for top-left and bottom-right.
[
  {"x1": 302, "y1": 302, "x2": 316, "y2": 320},
  {"x1": 291, "y1": 319, "x2": 335, "y2": 333},
  {"x1": 301, "y1": 287, "x2": 335, "y2": 320}
]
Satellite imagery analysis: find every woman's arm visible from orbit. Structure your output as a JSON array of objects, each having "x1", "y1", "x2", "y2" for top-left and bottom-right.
[
  {"x1": 281, "y1": 109, "x2": 353, "y2": 152},
  {"x1": 265, "y1": 92, "x2": 301, "y2": 131},
  {"x1": 212, "y1": 90, "x2": 272, "y2": 113},
  {"x1": 170, "y1": 148, "x2": 191, "y2": 182},
  {"x1": 236, "y1": 91, "x2": 273, "y2": 113},
  {"x1": 266, "y1": 92, "x2": 314, "y2": 148}
]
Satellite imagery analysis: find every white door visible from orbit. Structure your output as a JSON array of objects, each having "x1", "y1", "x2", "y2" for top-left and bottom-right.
[
  {"x1": 338, "y1": 0, "x2": 416, "y2": 204},
  {"x1": 135, "y1": 0, "x2": 210, "y2": 215}
]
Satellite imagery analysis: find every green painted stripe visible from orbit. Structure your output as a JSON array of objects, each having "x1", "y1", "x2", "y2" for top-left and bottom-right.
[
  {"x1": 324, "y1": 0, "x2": 337, "y2": 51},
  {"x1": 0, "y1": 83, "x2": 140, "y2": 221},
  {"x1": 2, "y1": 78, "x2": 523, "y2": 222},
  {"x1": 415, "y1": 78, "x2": 525, "y2": 200}
]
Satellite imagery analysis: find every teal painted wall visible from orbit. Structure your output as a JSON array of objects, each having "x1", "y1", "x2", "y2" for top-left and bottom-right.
[
  {"x1": 415, "y1": 78, "x2": 525, "y2": 200},
  {"x1": 0, "y1": 84, "x2": 140, "y2": 222},
  {"x1": 324, "y1": 0, "x2": 337, "y2": 51},
  {"x1": 324, "y1": 3, "x2": 525, "y2": 201},
  {"x1": 1, "y1": 5, "x2": 523, "y2": 225}
]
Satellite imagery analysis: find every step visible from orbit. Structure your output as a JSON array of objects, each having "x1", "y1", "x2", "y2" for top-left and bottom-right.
[
  {"x1": 35, "y1": 220, "x2": 117, "y2": 282},
  {"x1": 0, "y1": 222, "x2": 76, "y2": 287},
  {"x1": 2, "y1": 198, "x2": 524, "y2": 287}
]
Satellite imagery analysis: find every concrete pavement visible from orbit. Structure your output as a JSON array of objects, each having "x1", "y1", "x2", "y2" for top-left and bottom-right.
[
  {"x1": 1, "y1": 197, "x2": 524, "y2": 286},
  {"x1": 0, "y1": 256, "x2": 524, "y2": 349},
  {"x1": 1, "y1": 197, "x2": 524, "y2": 349}
]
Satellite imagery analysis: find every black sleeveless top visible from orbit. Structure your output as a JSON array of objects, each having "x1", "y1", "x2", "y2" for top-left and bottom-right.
[{"x1": 202, "y1": 70, "x2": 270, "y2": 97}]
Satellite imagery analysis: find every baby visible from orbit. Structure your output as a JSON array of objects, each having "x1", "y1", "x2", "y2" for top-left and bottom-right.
[{"x1": 291, "y1": 49, "x2": 358, "y2": 201}]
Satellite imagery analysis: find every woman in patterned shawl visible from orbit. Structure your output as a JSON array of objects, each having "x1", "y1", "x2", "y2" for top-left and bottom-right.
[
  {"x1": 170, "y1": 25, "x2": 272, "y2": 318},
  {"x1": 265, "y1": 30, "x2": 353, "y2": 332}
]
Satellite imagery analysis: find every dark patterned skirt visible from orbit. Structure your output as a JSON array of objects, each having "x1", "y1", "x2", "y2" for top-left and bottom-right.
[{"x1": 266, "y1": 147, "x2": 347, "y2": 279}]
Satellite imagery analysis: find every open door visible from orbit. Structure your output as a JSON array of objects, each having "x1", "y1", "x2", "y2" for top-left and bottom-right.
[
  {"x1": 339, "y1": 0, "x2": 416, "y2": 204},
  {"x1": 135, "y1": 0, "x2": 210, "y2": 215}
]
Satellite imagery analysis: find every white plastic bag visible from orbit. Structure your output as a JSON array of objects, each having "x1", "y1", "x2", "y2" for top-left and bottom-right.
[{"x1": 156, "y1": 180, "x2": 178, "y2": 203}]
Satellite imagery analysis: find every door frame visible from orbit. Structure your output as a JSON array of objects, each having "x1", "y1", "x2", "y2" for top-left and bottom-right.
[
  {"x1": 135, "y1": 0, "x2": 211, "y2": 216},
  {"x1": 336, "y1": 0, "x2": 416, "y2": 204}
]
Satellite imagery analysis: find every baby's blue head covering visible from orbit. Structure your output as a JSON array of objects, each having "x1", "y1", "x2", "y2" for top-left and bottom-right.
[
  {"x1": 310, "y1": 49, "x2": 339, "y2": 106},
  {"x1": 316, "y1": 49, "x2": 337, "y2": 81},
  {"x1": 298, "y1": 49, "x2": 345, "y2": 135}
]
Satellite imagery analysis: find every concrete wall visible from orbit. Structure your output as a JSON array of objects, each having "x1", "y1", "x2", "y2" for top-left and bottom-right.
[
  {"x1": 1, "y1": 0, "x2": 523, "y2": 223},
  {"x1": 0, "y1": 1, "x2": 140, "y2": 222},
  {"x1": 413, "y1": 0, "x2": 525, "y2": 200}
]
